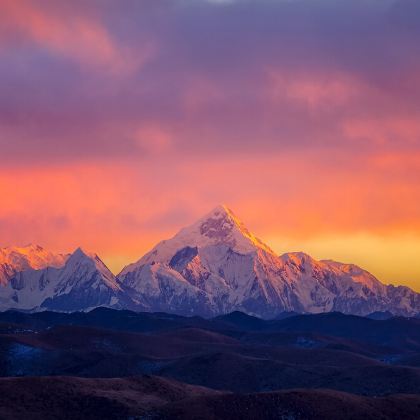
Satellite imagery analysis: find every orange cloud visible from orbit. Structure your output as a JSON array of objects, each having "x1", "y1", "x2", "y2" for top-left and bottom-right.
[
  {"x1": 0, "y1": 154, "x2": 419, "y2": 288},
  {"x1": 370, "y1": 151, "x2": 420, "y2": 170}
]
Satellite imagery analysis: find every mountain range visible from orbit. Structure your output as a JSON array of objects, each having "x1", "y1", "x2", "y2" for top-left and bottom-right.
[{"x1": 0, "y1": 205, "x2": 419, "y2": 317}]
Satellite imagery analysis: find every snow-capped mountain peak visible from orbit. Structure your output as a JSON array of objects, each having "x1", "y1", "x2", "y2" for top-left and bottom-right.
[
  {"x1": 193, "y1": 204, "x2": 275, "y2": 255},
  {"x1": 121, "y1": 205, "x2": 274, "y2": 275},
  {"x1": 1, "y1": 207, "x2": 419, "y2": 317},
  {"x1": 0, "y1": 245, "x2": 123, "y2": 313},
  {"x1": 0, "y1": 244, "x2": 68, "y2": 285},
  {"x1": 0, "y1": 244, "x2": 68, "y2": 270},
  {"x1": 64, "y1": 247, "x2": 121, "y2": 292},
  {"x1": 118, "y1": 205, "x2": 420, "y2": 318},
  {"x1": 67, "y1": 247, "x2": 103, "y2": 267}
]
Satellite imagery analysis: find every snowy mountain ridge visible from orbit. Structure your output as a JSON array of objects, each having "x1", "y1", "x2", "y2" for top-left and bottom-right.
[
  {"x1": 0, "y1": 205, "x2": 419, "y2": 317},
  {"x1": 118, "y1": 205, "x2": 420, "y2": 317},
  {"x1": 0, "y1": 244, "x2": 68, "y2": 285},
  {"x1": 120, "y1": 205, "x2": 274, "y2": 276},
  {"x1": 0, "y1": 247, "x2": 121, "y2": 312}
]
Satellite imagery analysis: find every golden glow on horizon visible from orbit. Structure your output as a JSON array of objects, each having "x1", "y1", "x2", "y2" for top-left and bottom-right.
[
  {"x1": 0, "y1": 1, "x2": 419, "y2": 293},
  {"x1": 100, "y1": 232, "x2": 420, "y2": 293},
  {"x1": 1, "y1": 159, "x2": 419, "y2": 291},
  {"x1": 267, "y1": 233, "x2": 420, "y2": 292}
]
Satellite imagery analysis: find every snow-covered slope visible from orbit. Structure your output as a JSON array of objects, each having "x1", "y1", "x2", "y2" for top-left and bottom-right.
[
  {"x1": 120, "y1": 205, "x2": 274, "y2": 275},
  {"x1": 118, "y1": 205, "x2": 282, "y2": 316},
  {"x1": 118, "y1": 205, "x2": 420, "y2": 317},
  {"x1": 1, "y1": 206, "x2": 418, "y2": 316},
  {"x1": 0, "y1": 244, "x2": 68, "y2": 285},
  {"x1": 0, "y1": 247, "x2": 123, "y2": 312},
  {"x1": 279, "y1": 252, "x2": 420, "y2": 316}
]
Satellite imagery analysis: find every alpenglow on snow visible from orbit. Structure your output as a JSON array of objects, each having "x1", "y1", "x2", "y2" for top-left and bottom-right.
[{"x1": 1, "y1": 206, "x2": 419, "y2": 317}]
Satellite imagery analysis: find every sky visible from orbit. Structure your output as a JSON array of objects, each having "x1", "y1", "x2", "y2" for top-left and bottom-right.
[{"x1": 0, "y1": 0, "x2": 419, "y2": 290}]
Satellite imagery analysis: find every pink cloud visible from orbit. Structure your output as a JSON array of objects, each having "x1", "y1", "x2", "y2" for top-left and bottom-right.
[
  {"x1": 343, "y1": 116, "x2": 420, "y2": 146},
  {"x1": 267, "y1": 69, "x2": 363, "y2": 109},
  {"x1": 134, "y1": 125, "x2": 173, "y2": 155},
  {"x1": 0, "y1": 0, "x2": 419, "y2": 286},
  {"x1": 0, "y1": 0, "x2": 154, "y2": 73}
]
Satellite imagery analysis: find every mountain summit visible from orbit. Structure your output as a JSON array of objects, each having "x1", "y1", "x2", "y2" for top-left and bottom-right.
[
  {"x1": 188, "y1": 204, "x2": 275, "y2": 254},
  {"x1": 118, "y1": 206, "x2": 420, "y2": 317},
  {"x1": 0, "y1": 244, "x2": 68, "y2": 285},
  {"x1": 121, "y1": 205, "x2": 273, "y2": 275},
  {"x1": 0, "y1": 246, "x2": 121, "y2": 312},
  {"x1": 0, "y1": 207, "x2": 419, "y2": 317}
]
